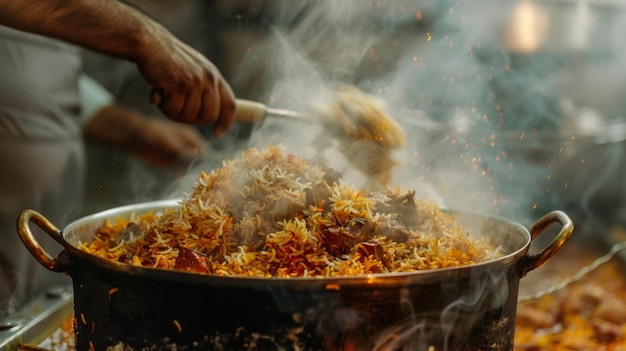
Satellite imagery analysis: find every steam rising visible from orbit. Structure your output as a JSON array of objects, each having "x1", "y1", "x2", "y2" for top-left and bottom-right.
[
  {"x1": 200, "y1": 0, "x2": 626, "y2": 232},
  {"x1": 169, "y1": 2, "x2": 544, "y2": 220},
  {"x1": 132, "y1": 1, "x2": 626, "y2": 349},
  {"x1": 165, "y1": 4, "x2": 535, "y2": 350},
  {"x1": 193, "y1": 1, "x2": 624, "y2": 350}
]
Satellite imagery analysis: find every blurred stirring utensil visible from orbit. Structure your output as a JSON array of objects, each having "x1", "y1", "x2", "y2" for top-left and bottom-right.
[
  {"x1": 233, "y1": 99, "x2": 305, "y2": 123},
  {"x1": 150, "y1": 86, "x2": 408, "y2": 189},
  {"x1": 148, "y1": 90, "x2": 304, "y2": 124},
  {"x1": 148, "y1": 88, "x2": 406, "y2": 146}
]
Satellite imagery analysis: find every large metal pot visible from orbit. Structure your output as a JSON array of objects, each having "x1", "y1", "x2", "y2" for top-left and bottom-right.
[{"x1": 18, "y1": 200, "x2": 573, "y2": 351}]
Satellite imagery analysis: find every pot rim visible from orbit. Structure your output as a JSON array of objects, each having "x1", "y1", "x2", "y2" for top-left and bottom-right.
[{"x1": 18, "y1": 199, "x2": 573, "y2": 289}]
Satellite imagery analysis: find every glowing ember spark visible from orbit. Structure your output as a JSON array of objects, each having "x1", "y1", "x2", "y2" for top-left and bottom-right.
[{"x1": 173, "y1": 320, "x2": 183, "y2": 332}]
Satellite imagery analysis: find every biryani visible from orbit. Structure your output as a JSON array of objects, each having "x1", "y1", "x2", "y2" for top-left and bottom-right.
[
  {"x1": 312, "y1": 84, "x2": 406, "y2": 189},
  {"x1": 80, "y1": 144, "x2": 500, "y2": 277}
]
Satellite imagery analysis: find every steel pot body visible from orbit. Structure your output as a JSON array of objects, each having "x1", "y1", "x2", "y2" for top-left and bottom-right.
[{"x1": 18, "y1": 200, "x2": 573, "y2": 351}]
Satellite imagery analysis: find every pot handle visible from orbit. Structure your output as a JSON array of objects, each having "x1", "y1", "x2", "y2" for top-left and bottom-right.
[
  {"x1": 17, "y1": 209, "x2": 70, "y2": 273},
  {"x1": 520, "y1": 210, "x2": 574, "y2": 277}
]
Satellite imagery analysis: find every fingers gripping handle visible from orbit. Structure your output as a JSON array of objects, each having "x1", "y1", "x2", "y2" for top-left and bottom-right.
[
  {"x1": 234, "y1": 99, "x2": 269, "y2": 123},
  {"x1": 149, "y1": 89, "x2": 268, "y2": 124}
]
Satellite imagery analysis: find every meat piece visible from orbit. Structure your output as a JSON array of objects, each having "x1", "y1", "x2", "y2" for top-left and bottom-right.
[
  {"x1": 344, "y1": 217, "x2": 373, "y2": 240},
  {"x1": 265, "y1": 189, "x2": 306, "y2": 223},
  {"x1": 304, "y1": 181, "x2": 332, "y2": 212},
  {"x1": 376, "y1": 216, "x2": 411, "y2": 243},
  {"x1": 375, "y1": 190, "x2": 420, "y2": 229},
  {"x1": 174, "y1": 247, "x2": 211, "y2": 274},
  {"x1": 258, "y1": 220, "x2": 282, "y2": 235},
  {"x1": 321, "y1": 218, "x2": 375, "y2": 256},
  {"x1": 356, "y1": 241, "x2": 384, "y2": 262},
  {"x1": 117, "y1": 254, "x2": 134, "y2": 264},
  {"x1": 116, "y1": 222, "x2": 143, "y2": 244},
  {"x1": 230, "y1": 217, "x2": 277, "y2": 250},
  {"x1": 321, "y1": 225, "x2": 359, "y2": 257}
]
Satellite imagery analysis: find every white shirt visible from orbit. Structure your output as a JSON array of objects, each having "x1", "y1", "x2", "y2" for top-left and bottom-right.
[
  {"x1": 0, "y1": 25, "x2": 82, "y2": 140},
  {"x1": 0, "y1": 25, "x2": 86, "y2": 318}
]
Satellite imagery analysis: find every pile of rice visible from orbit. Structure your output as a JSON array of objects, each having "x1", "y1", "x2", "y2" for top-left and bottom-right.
[{"x1": 80, "y1": 144, "x2": 500, "y2": 277}]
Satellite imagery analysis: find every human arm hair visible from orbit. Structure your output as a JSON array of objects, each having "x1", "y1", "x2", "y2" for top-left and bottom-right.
[
  {"x1": 0, "y1": 0, "x2": 237, "y2": 130},
  {"x1": 0, "y1": 0, "x2": 159, "y2": 62}
]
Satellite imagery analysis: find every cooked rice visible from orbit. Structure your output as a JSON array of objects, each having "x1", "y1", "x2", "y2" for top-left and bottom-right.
[
  {"x1": 80, "y1": 144, "x2": 500, "y2": 277},
  {"x1": 312, "y1": 84, "x2": 406, "y2": 189}
]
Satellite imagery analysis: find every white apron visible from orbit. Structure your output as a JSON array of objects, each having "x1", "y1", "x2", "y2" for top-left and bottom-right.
[{"x1": 0, "y1": 26, "x2": 84, "y2": 318}]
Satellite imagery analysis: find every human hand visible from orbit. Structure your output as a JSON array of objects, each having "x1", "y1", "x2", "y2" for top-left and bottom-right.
[
  {"x1": 131, "y1": 117, "x2": 206, "y2": 171},
  {"x1": 0, "y1": 0, "x2": 235, "y2": 136},
  {"x1": 135, "y1": 30, "x2": 236, "y2": 138},
  {"x1": 83, "y1": 105, "x2": 207, "y2": 172}
]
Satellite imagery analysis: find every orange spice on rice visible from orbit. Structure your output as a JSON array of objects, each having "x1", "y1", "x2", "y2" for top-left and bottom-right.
[{"x1": 80, "y1": 144, "x2": 500, "y2": 278}]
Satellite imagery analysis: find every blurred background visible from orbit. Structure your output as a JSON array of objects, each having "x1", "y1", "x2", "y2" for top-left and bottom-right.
[{"x1": 82, "y1": 0, "x2": 626, "y2": 237}]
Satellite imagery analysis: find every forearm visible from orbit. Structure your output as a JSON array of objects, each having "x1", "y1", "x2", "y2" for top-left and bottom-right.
[
  {"x1": 0, "y1": 0, "x2": 161, "y2": 62},
  {"x1": 83, "y1": 104, "x2": 207, "y2": 170},
  {"x1": 83, "y1": 105, "x2": 145, "y2": 149},
  {"x1": 0, "y1": 0, "x2": 237, "y2": 127}
]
